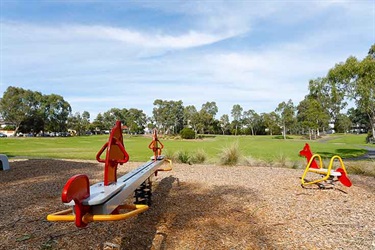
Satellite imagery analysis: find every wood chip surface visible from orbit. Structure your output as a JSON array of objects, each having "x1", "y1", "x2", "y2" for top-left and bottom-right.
[{"x1": 0, "y1": 159, "x2": 374, "y2": 249}]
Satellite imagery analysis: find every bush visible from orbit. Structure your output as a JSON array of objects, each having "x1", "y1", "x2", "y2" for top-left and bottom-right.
[
  {"x1": 180, "y1": 128, "x2": 195, "y2": 139},
  {"x1": 219, "y1": 142, "x2": 242, "y2": 166},
  {"x1": 175, "y1": 150, "x2": 191, "y2": 164},
  {"x1": 190, "y1": 149, "x2": 207, "y2": 164}
]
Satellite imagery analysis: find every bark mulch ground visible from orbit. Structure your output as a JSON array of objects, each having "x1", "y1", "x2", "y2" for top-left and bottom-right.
[{"x1": 0, "y1": 159, "x2": 374, "y2": 249}]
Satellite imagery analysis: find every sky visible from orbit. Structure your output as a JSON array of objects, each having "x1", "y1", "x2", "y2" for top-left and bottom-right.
[{"x1": 0, "y1": 0, "x2": 374, "y2": 121}]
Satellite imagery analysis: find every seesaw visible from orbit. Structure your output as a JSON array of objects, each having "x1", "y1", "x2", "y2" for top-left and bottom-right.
[
  {"x1": 47, "y1": 121, "x2": 172, "y2": 227},
  {"x1": 299, "y1": 143, "x2": 352, "y2": 188}
]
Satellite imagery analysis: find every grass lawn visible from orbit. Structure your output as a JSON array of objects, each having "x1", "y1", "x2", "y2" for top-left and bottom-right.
[{"x1": 0, "y1": 133, "x2": 371, "y2": 163}]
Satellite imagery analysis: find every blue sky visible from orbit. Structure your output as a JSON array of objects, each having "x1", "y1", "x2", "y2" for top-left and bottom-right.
[{"x1": 0, "y1": 1, "x2": 374, "y2": 120}]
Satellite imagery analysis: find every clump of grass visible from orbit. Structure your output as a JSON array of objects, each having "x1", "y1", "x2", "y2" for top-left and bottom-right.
[
  {"x1": 348, "y1": 165, "x2": 366, "y2": 175},
  {"x1": 175, "y1": 150, "x2": 191, "y2": 164},
  {"x1": 346, "y1": 161, "x2": 375, "y2": 177},
  {"x1": 190, "y1": 149, "x2": 207, "y2": 164},
  {"x1": 163, "y1": 149, "x2": 175, "y2": 161},
  {"x1": 219, "y1": 142, "x2": 242, "y2": 166},
  {"x1": 242, "y1": 156, "x2": 268, "y2": 167},
  {"x1": 273, "y1": 153, "x2": 289, "y2": 168},
  {"x1": 291, "y1": 161, "x2": 301, "y2": 169}
]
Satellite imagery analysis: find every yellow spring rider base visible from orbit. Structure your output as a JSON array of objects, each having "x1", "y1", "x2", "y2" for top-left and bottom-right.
[{"x1": 299, "y1": 143, "x2": 352, "y2": 188}]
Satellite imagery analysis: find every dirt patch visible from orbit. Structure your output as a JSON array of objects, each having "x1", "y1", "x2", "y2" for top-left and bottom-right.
[{"x1": 1, "y1": 159, "x2": 374, "y2": 249}]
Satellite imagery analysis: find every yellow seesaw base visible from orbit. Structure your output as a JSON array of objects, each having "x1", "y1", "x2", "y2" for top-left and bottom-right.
[
  {"x1": 301, "y1": 154, "x2": 348, "y2": 186},
  {"x1": 47, "y1": 204, "x2": 149, "y2": 224}
]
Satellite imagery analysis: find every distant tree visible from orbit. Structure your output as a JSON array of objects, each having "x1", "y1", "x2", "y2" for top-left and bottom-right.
[
  {"x1": 262, "y1": 112, "x2": 279, "y2": 135},
  {"x1": 335, "y1": 113, "x2": 352, "y2": 133},
  {"x1": 125, "y1": 108, "x2": 146, "y2": 134},
  {"x1": 297, "y1": 96, "x2": 329, "y2": 140},
  {"x1": 153, "y1": 99, "x2": 184, "y2": 134},
  {"x1": 347, "y1": 108, "x2": 370, "y2": 133},
  {"x1": 81, "y1": 111, "x2": 91, "y2": 134},
  {"x1": 183, "y1": 105, "x2": 198, "y2": 131},
  {"x1": 0, "y1": 87, "x2": 41, "y2": 135},
  {"x1": 92, "y1": 113, "x2": 105, "y2": 133},
  {"x1": 43, "y1": 94, "x2": 72, "y2": 132},
  {"x1": 201, "y1": 101, "x2": 218, "y2": 118},
  {"x1": 219, "y1": 114, "x2": 230, "y2": 135},
  {"x1": 242, "y1": 109, "x2": 258, "y2": 136},
  {"x1": 309, "y1": 77, "x2": 347, "y2": 126},
  {"x1": 231, "y1": 104, "x2": 243, "y2": 136},
  {"x1": 275, "y1": 99, "x2": 295, "y2": 139},
  {"x1": 199, "y1": 102, "x2": 218, "y2": 134},
  {"x1": 67, "y1": 112, "x2": 84, "y2": 135},
  {"x1": 102, "y1": 108, "x2": 127, "y2": 130}
]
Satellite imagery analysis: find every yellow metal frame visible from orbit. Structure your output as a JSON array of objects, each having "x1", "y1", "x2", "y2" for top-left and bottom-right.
[
  {"x1": 47, "y1": 204, "x2": 149, "y2": 224},
  {"x1": 301, "y1": 154, "x2": 348, "y2": 186}
]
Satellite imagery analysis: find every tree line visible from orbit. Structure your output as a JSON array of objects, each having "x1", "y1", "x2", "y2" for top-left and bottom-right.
[{"x1": 1, "y1": 44, "x2": 374, "y2": 140}]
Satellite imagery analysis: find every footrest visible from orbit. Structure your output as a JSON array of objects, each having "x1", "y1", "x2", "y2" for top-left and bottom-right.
[
  {"x1": 308, "y1": 168, "x2": 341, "y2": 177},
  {"x1": 47, "y1": 204, "x2": 149, "y2": 224}
]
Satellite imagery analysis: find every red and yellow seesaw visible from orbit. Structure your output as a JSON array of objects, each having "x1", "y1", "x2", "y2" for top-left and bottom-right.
[
  {"x1": 299, "y1": 143, "x2": 352, "y2": 188},
  {"x1": 47, "y1": 121, "x2": 172, "y2": 228}
]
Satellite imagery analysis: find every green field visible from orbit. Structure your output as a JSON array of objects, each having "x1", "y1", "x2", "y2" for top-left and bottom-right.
[{"x1": 0, "y1": 133, "x2": 372, "y2": 163}]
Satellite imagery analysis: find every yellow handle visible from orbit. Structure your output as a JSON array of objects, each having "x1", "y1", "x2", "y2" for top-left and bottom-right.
[
  {"x1": 157, "y1": 159, "x2": 173, "y2": 172},
  {"x1": 47, "y1": 204, "x2": 149, "y2": 223}
]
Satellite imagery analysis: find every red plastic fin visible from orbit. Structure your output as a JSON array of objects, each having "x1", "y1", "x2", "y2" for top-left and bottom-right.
[
  {"x1": 61, "y1": 174, "x2": 91, "y2": 227},
  {"x1": 299, "y1": 143, "x2": 319, "y2": 169},
  {"x1": 103, "y1": 121, "x2": 129, "y2": 185},
  {"x1": 336, "y1": 168, "x2": 352, "y2": 187}
]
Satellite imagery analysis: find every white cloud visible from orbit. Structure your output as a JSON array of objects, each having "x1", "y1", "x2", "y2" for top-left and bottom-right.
[
  {"x1": 1, "y1": 1, "x2": 373, "y2": 119},
  {"x1": 2, "y1": 22, "x2": 238, "y2": 50}
]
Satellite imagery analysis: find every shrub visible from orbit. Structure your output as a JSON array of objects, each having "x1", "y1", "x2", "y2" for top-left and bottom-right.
[
  {"x1": 190, "y1": 149, "x2": 207, "y2": 164},
  {"x1": 175, "y1": 150, "x2": 191, "y2": 164},
  {"x1": 242, "y1": 156, "x2": 267, "y2": 167},
  {"x1": 219, "y1": 142, "x2": 242, "y2": 166},
  {"x1": 180, "y1": 128, "x2": 195, "y2": 139}
]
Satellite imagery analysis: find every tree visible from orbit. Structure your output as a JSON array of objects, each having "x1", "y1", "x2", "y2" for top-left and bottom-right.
[
  {"x1": 242, "y1": 109, "x2": 258, "y2": 136},
  {"x1": 297, "y1": 96, "x2": 329, "y2": 140},
  {"x1": 184, "y1": 105, "x2": 197, "y2": 126},
  {"x1": 102, "y1": 108, "x2": 127, "y2": 130},
  {"x1": 275, "y1": 99, "x2": 295, "y2": 139},
  {"x1": 201, "y1": 101, "x2": 218, "y2": 118},
  {"x1": 347, "y1": 108, "x2": 370, "y2": 133},
  {"x1": 43, "y1": 94, "x2": 72, "y2": 132},
  {"x1": 198, "y1": 102, "x2": 218, "y2": 134},
  {"x1": 81, "y1": 111, "x2": 91, "y2": 134},
  {"x1": 153, "y1": 99, "x2": 184, "y2": 134},
  {"x1": 67, "y1": 112, "x2": 84, "y2": 136},
  {"x1": 328, "y1": 44, "x2": 375, "y2": 140},
  {"x1": 231, "y1": 104, "x2": 243, "y2": 136},
  {"x1": 125, "y1": 108, "x2": 146, "y2": 134},
  {"x1": 0, "y1": 87, "x2": 40, "y2": 135},
  {"x1": 262, "y1": 112, "x2": 279, "y2": 135},
  {"x1": 92, "y1": 113, "x2": 106, "y2": 133},
  {"x1": 219, "y1": 114, "x2": 230, "y2": 135},
  {"x1": 335, "y1": 113, "x2": 352, "y2": 134},
  {"x1": 309, "y1": 77, "x2": 347, "y2": 127}
]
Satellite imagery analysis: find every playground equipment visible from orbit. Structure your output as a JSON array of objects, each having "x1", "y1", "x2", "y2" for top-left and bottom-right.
[
  {"x1": 299, "y1": 143, "x2": 352, "y2": 188},
  {"x1": 47, "y1": 121, "x2": 172, "y2": 227},
  {"x1": 0, "y1": 154, "x2": 10, "y2": 171}
]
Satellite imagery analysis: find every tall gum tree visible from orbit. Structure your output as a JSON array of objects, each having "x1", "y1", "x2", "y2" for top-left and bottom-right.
[{"x1": 328, "y1": 44, "x2": 375, "y2": 139}]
